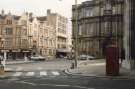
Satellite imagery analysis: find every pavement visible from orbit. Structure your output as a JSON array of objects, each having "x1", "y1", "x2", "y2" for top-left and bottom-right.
[
  {"x1": 1, "y1": 60, "x2": 36, "y2": 72},
  {"x1": 1, "y1": 59, "x2": 135, "y2": 79},
  {"x1": 65, "y1": 59, "x2": 135, "y2": 79}
]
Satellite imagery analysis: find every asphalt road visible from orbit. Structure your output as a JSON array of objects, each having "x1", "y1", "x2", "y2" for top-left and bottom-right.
[
  {"x1": 1, "y1": 74, "x2": 135, "y2": 89},
  {"x1": 0, "y1": 59, "x2": 135, "y2": 89}
]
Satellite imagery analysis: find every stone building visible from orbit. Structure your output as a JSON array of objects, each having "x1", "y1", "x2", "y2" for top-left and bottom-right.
[
  {"x1": 29, "y1": 16, "x2": 56, "y2": 58},
  {"x1": 0, "y1": 11, "x2": 30, "y2": 60},
  {"x1": 72, "y1": 0, "x2": 124, "y2": 58},
  {"x1": 46, "y1": 9, "x2": 69, "y2": 58},
  {"x1": 0, "y1": 10, "x2": 69, "y2": 59},
  {"x1": 123, "y1": 0, "x2": 135, "y2": 70}
]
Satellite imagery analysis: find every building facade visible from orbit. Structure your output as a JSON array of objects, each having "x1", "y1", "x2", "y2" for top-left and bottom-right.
[
  {"x1": 47, "y1": 9, "x2": 69, "y2": 58},
  {"x1": 123, "y1": 0, "x2": 135, "y2": 70},
  {"x1": 29, "y1": 16, "x2": 56, "y2": 58},
  {"x1": 72, "y1": 0, "x2": 124, "y2": 58},
  {"x1": 0, "y1": 10, "x2": 69, "y2": 59},
  {"x1": 0, "y1": 11, "x2": 30, "y2": 60}
]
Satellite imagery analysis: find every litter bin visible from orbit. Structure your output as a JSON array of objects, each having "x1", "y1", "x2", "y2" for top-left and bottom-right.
[
  {"x1": 106, "y1": 43, "x2": 119, "y2": 76},
  {"x1": 70, "y1": 62, "x2": 75, "y2": 69}
]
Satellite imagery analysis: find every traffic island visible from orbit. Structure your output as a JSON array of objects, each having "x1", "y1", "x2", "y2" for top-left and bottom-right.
[{"x1": 64, "y1": 59, "x2": 135, "y2": 79}]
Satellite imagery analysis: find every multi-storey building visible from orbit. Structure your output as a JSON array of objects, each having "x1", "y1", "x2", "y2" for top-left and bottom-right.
[
  {"x1": 72, "y1": 0, "x2": 124, "y2": 58},
  {"x1": 123, "y1": 0, "x2": 135, "y2": 70},
  {"x1": 46, "y1": 9, "x2": 69, "y2": 57},
  {"x1": 29, "y1": 16, "x2": 56, "y2": 58},
  {"x1": 0, "y1": 9, "x2": 69, "y2": 60},
  {"x1": 0, "y1": 11, "x2": 30, "y2": 60}
]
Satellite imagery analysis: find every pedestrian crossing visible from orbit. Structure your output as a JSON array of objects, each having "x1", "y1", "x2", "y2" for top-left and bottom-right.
[{"x1": 11, "y1": 71, "x2": 61, "y2": 77}]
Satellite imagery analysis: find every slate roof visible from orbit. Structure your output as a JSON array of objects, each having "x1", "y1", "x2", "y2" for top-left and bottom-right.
[{"x1": 37, "y1": 16, "x2": 47, "y2": 21}]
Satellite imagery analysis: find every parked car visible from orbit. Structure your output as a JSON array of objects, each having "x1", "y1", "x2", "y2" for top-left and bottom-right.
[
  {"x1": 30, "y1": 55, "x2": 46, "y2": 61},
  {"x1": 78, "y1": 55, "x2": 95, "y2": 60}
]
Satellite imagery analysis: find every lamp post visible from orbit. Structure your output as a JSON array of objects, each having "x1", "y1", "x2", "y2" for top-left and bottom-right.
[{"x1": 1, "y1": 38, "x2": 6, "y2": 70}]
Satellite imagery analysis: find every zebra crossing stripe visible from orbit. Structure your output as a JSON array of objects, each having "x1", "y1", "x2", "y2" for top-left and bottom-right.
[
  {"x1": 12, "y1": 71, "x2": 60, "y2": 77},
  {"x1": 37, "y1": 67, "x2": 43, "y2": 70},
  {"x1": 16, "y1": 67, "x2": 23, "y2": 71},
  {"x1": 13, "y1": 72, "x2": 22, "y2": 76},
  {"x1": 26, "y1": 72, "x2": 34, "y2": 76},
  {"x1": 51, "y1": 71, "x2": 60, "y2": 76},
  {"x1": 40, "y1": 71, "x2": 47, "y2": 76}
]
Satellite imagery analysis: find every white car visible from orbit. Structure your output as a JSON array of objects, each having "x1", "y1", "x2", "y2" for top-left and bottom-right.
[
  {"x1": 30, "y1": 55, "x2": 46, "y2": 61},
  {"x1": 78, "y1": 55, "x2": 95, "y2": 60}
]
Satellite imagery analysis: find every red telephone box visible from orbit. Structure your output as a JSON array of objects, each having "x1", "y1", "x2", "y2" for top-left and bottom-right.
[{"x1": 106, "y1": 44, "x2": 119, "y2": 76}]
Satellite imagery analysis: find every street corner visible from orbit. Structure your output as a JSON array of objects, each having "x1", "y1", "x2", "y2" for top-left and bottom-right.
[
  {"x1": 78, "y1": 60, "x2": 89, "y2": 66},
  {"x1": 64, "y1": 68, "x2": 104, "y2": 78},
  {"x1": 64, "y1": 68, "x2": 135, "y2": 80},
  {"x1": 0, "y1": 71, "x2": 13, "y2": 79},
  {"x1": 4, "y1": 68, "x2": 16, "y2": 72},
  {"x1": 64, "y1": 68, "x2": 82, "y2": 75}
]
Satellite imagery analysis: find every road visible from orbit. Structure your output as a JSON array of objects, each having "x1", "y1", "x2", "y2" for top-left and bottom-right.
[{"x1": 0, "y1": 59, "x2": 135, "y2": 89}]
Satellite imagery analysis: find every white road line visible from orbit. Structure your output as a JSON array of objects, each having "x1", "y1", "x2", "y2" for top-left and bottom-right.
[
  {"x1": 26, "y1": 72, "x2": 34, "y2": 76},
  {"x1": 40, "y1": 71, "x2": 47, "y2": 76},
  {"x1": 13, "y1": 72, "x2": 22, "y2": 77},
  {"x1": 51, "y1": 71, "x2": 60, "y2": 76},
  {"x1": 16, "y1": 67, "x2": 23, "y2": 71},
  {"x1": 37, "y1": 67, "x2": 43, "y2": 70}
]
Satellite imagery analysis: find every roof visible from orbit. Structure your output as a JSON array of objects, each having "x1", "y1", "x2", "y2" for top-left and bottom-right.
[
  {"x1": 13, "y1": 15, "x2": 21, "y2": 20},
  {"x1": 0, "y1": 14, "x2": 6, "y2": 19},
  {"x1": 37, "y1": 16, "x2": 47, "y2": 21},
  {"x1": 29, "y1": 18, "x2": 33, "y2": 22}
]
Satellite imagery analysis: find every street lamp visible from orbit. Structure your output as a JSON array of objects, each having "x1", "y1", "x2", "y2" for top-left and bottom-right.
[{"x1": 1, "y1": 38, "x2": 6, "y2": 70}]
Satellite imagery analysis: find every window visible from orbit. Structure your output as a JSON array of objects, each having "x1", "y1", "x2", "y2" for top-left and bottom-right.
[
  {"x1": 87, "y1": 23, "x2": 94, "y2": 35},
  {"x1": 85, "y1": 7, "x2": 93, "y2": 17},
  {"x1": 4, "y1": 38, "x2": 13, "y2": 48},
  {"x1": 93, "y1": 6, "x2": 99, "y2": 16},
  {"x1": 6, "y1": 19, "x2": 12, "y2": 24},
  {"x1": 79, "y1": 25, "x2": 82, "y2": 35},
  {"x1": 3, "y1": 27, "x2": 13, "y2": 35},
  {"x1": 21, "y1": 20, "x2": 27, "y2": 25}
]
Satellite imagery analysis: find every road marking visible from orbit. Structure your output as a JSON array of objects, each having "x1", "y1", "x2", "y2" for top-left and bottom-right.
[
  {"x1": 40, "y1": 71, "x2": 47, "y2": 76},
  {"x1": 26, "y1": 72, "x2": 34, "y2": 76},
  {"x1": 16, "y1": 67, "x2": 23, "y2": 71},
  {"x1": 13, "y1": 72, "x2": 22, "y2": 77},
  {"x1": 51, "y1": 71, "x2": 60, "y2": 76},
  {"x1": 37, "y1": 67, "x2": 43, "y2": 70}
]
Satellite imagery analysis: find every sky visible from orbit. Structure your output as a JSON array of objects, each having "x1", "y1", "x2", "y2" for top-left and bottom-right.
[
  {"x1": 0, "y1": 0, "x2": 89, "y2": 19},
  {"x1": 0, "y1": 0, "x2": 89, "y2": 35}
]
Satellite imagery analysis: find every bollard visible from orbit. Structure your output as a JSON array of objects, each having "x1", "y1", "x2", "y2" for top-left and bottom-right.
[{"x1": 70, "y1": 63, "x2": 75, "y2": 69}]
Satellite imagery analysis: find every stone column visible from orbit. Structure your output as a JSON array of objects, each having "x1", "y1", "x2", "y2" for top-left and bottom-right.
[{"x1": 123, "y1": 0, "x2": 135, "y2": 70}]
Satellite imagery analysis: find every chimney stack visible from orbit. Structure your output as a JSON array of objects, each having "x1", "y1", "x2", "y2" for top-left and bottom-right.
[
  {"x1": 47, "y1": 9, "x2": 51, "y2": 16},
  {"x1": 1, "y1": 9, "x2": 4, "y2": 16}
]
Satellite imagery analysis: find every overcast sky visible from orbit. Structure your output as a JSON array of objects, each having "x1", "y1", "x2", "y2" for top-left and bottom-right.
[
  {"x1": 0, "y1": 0, "x2": 89, "y2": 34},
  {"x1": 0, "y1": 0, "x2": 88, "y2": 19}
]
